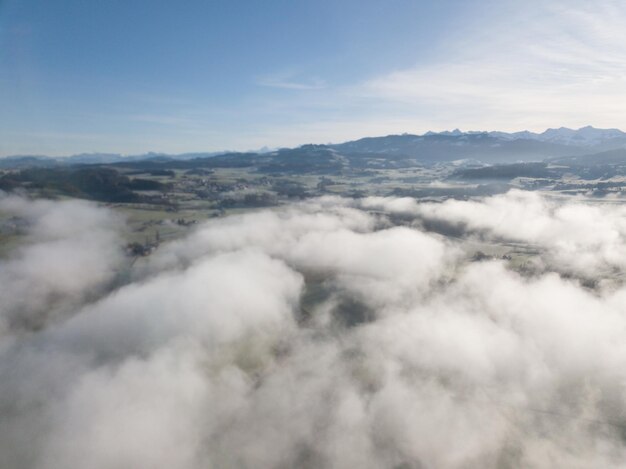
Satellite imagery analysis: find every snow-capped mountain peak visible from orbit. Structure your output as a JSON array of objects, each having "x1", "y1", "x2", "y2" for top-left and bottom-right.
[
  {"x1": 425, "y1": 126, "x2": 626, "y2": 146},
  {"x1": 539, "y1": 126, "x2": 626, "y2": 146}
]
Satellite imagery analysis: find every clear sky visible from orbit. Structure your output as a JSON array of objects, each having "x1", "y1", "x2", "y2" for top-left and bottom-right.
[{"x1": 1, "y1": 0, "x2": 625, "y2": 156}]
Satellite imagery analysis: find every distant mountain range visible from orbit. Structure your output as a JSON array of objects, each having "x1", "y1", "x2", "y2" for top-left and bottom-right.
[
  {"x1": 429, "y1": 126, "x2": 626, "y2": 146},
  {"x1": 2, "y1": 126, "x2": 626, "y2": 169},
  {"x1": 0, "y1": 152, "x2": 226, "y2": 169},
  {"x1": 330, "y1": 126, "x2": 626, "y2": 163}
]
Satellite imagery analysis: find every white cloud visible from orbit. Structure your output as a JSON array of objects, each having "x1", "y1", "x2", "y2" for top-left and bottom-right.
[
  {"x1": 0, "y1": 196, "x2": 124, "y2": 336},
  {"x1": 354, "y1": 0, "x2": 626, "y2": 132},
  {"x1": 4, "y1": 193, "x2": 626, "y2": 467},
  {"x1": 410, "y1": 190, "x2": 626, "y2": 278},
  {"x1": 257, "y1": 71, "x2": 327, "y2": 90}
]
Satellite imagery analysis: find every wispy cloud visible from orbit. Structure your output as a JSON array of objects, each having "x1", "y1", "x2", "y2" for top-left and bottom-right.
[
  {"x1": 257, "y1": 73, "x2": 326, "y2": 90},
  {"x1": 352, "y1": 0, "x2": 626, "y2": 131}
]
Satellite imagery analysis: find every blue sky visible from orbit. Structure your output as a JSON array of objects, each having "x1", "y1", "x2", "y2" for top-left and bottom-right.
[{"x1": 1, "y1": 0, "x2": 625, "y2": 156}]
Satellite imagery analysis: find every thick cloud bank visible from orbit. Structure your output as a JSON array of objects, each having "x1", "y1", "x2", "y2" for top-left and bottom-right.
[
  {"x1": 0, "y1": 196, "x2": 124, "y2": 336},
  {"x1": 2, "y1": 192, "x2": 626, "y2": 468},
  {"x1": 363, "y1": 190, "x2": 626, "y2": 279}
]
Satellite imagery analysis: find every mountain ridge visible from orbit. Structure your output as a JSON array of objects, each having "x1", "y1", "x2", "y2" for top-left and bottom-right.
[{"x1": 2, "y1": 126, "x2": 625, "y2": 168}]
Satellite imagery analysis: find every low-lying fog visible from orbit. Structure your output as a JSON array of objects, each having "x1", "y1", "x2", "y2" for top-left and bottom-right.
[{"x1": 2, "y1": 190, "x2": 626, "y2": 468}]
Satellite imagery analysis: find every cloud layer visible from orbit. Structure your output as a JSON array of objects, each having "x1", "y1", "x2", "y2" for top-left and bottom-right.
[{"x1": 2, "y1": 192, "x2": 626, "y2": 468}]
